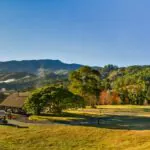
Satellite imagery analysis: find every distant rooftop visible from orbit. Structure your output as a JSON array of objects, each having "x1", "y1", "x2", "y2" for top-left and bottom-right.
[{"x1": 0, "y1": 92, "x2": 29, "y2": 108}]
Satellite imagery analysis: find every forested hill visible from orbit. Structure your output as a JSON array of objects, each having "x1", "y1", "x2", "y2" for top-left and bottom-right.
[
  {"x1": 0, "y1": 59, "x2": 82, "y2": 74},
  {"x1": 69, "y1": 65, "x2": 150, "y2": 106},
  {"x1": 0, "y1": 61, "x2": 149, "y2": 93}
]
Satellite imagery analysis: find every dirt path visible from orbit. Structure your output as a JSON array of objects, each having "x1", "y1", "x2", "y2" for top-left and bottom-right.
[{"x1": 7, "y1": 118, "x2": 57, "y2": 127}]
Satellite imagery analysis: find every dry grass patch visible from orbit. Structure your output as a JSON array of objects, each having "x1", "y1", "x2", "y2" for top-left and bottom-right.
[{"x1": 0, "y1": 125, "x2": 150, "y2": 150}]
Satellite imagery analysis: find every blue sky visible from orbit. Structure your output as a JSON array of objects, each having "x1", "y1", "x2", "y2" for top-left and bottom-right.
[{"x1": 0, "y1": 0, "x2": 150, "y2": 66}]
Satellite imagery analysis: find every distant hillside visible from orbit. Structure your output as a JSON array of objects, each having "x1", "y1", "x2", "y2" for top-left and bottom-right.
[
  {"x1": 0, "y1": 63, "x2": 149, "y2": 91},
  {"x1": 0, "y1": 59, "x2": 82, "y2": 74},
  {"x1": 0, "y1": 59, "x2": 82, "y2": 91},
  {"x1": 0, "y1": 72, "x2": 36, "y2": 81}
]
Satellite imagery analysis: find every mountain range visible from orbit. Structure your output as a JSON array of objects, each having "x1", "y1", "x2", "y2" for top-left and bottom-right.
[
  {"x1": 0, "y1": 59, "x2": 83, "y2": 90},
  {"x1": 0, "y1": 59, "x2": 82, "y2": 74},
  {"x1": 0, "y1": 59, "x2": 149, "y2": 91}
]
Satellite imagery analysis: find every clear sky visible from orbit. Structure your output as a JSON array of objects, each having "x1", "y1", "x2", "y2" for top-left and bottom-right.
[{"x1": 0, "y1": 0, "x2": 150, "y2": 66}]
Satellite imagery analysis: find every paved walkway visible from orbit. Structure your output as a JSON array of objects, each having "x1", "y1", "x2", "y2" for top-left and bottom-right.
[{"x1": 8, "y1": 119, "x2": 31, "y2": 126}]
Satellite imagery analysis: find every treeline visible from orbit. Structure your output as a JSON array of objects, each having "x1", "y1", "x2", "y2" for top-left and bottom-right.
[
  {"x1": 24, "y1": 65, "x2": 150, "y2": 115},
  {"x1": 68, "y1": 65, "x2": 150, "y2": 106}
]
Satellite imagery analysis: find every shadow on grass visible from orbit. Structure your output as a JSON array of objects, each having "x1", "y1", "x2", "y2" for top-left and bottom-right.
[
  {"x1": 94, "y1": 115, "x2": 150, "y2": 130},
  {"x1": 143, "y1": 108, "x2": 150, "y2": 112},
  {"x1": 40, "y1": 113, "x2": 150, "y2": 130},
  {"x1": 0, "y1": 123, "x2": 28, "y2": 128},
  {"x1": 40, "y1": 112, "x2": 90, "y2": 118}
]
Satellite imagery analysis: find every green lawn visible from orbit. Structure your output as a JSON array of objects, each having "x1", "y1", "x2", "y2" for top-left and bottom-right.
[{"x1": 1, "y1": 105, "x2": 150, "y2": 150}]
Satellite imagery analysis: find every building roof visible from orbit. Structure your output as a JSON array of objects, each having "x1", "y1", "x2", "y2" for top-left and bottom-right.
[{"x1": 0, "y1": 92, "x2": 29, "y2": 108}]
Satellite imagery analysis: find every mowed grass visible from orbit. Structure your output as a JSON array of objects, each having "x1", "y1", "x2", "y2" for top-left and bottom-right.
[{"x1": 1, "y1": 105, "x2": 150, "y2": 150}]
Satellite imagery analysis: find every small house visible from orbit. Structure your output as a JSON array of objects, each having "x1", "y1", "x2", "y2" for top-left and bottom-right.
[{"x1": 0, "y1": 92, "x2": 29, "y2": 113}]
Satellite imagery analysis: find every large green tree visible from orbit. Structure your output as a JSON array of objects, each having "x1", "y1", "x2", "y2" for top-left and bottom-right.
[
  {"x1": 69, "y1": 66, "x2": 101, "y2": 106},
  {"x1": 24, "y1": 86, "x2": 85, "y2": 115}
]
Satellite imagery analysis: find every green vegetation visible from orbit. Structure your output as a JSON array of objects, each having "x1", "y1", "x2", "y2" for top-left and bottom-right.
[
  {"x1": 68, "y1": 65, "x2": 150, "y2": 106},
  {"x1": 24, "y1": 85, "x2": 85, "y2": 115},
  {"x1": 0, "y1": 63, "x2": 149, "y2": 104},
  {"x1": 19, "y1": 65, "x2": 150, "y2": 116},
  {"x1": 109, "y1": 66, "x2": 150, "y2": 105},
  {"x1": 0, "y1": 59, "x2": 82, "y2": 73},
  {"x1": 69, "y1": 66, "x2": 101, "y2": 107},
  {"x1": 1, "y1": 64, "x2": 150, "y2": 150}
]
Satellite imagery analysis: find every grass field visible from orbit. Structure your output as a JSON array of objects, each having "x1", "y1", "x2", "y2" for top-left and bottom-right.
[{"x1": 1, "y1": 105, "x2": 150, "y2": 150}]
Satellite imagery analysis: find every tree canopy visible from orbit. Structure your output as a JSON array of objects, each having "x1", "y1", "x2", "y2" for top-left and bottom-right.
[
  {"x1": 24, "y1": 86, "x2": 85, "y2": 115},
  {"x1": 69, "y1": 66, "x2": 101, "y2": 107}
]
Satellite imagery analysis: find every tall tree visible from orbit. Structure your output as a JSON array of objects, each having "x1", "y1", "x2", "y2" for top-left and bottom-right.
[
  {"x1": 146, "y1": 86, "x2": 150, "y2": 100},
  {"x1": 69, "y1": 66, "x2": 101, "y2": 107}
]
